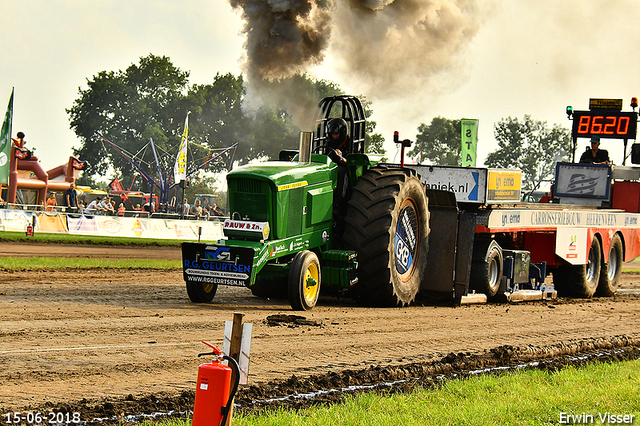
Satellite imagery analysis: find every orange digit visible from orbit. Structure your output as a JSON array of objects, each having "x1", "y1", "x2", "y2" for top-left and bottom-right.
[
  {"x1": 603, "y1": 116, "x2": 616, "y2": 134},
  {"x1": 618, "y1": 117, "x2": 630, "y2": 135},
  {"x1": 577, "y1": 115, "x2": 590, "y2": 133},
  {"x1": 591, "y1": 116, "x2": 603, "y2": 134}
]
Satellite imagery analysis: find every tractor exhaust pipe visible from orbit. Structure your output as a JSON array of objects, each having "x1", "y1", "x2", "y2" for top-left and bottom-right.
[{"x1": 299, "y1": 131, "x2": 313, "y2": 164}]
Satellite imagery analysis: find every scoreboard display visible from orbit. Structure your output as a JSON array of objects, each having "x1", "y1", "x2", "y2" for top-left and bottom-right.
[
  {"x1": 571, "y1": 110, "x2": 638, "y2": 140},
  {"x1": 570, "y1": 98, "x2": 638, "y2": 140}
]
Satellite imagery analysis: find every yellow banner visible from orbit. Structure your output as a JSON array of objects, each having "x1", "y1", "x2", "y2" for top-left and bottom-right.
[
  {"x1": 37, "y1": 213, "x2": 69, "y2": 233},
  {"x1": 487, "y1": 169, "x2": 522, "y2": 202}
]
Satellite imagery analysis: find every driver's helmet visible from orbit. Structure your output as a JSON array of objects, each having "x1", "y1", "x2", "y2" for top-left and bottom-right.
[{"x1": 326, "y1": 118, "x2": 348, "y2": 149}]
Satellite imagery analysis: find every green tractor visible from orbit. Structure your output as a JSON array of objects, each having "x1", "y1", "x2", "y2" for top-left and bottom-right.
[{"x1": 181, "y1": 95, "x2": 432, "y2": 310}]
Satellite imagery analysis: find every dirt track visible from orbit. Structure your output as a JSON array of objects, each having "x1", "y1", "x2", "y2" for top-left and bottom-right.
[{"x1": 1, "y1": 242, "x2": 640, "y2": 418}]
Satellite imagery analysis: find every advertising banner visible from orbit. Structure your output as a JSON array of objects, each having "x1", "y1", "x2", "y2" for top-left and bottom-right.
[
  {"x1": 66, "y1": 214, "x2": 223, "y2": 240},
  {"x1": 461, "y1": 118, "x2": 478, "y2": 167},
  {"x1": 67, "y1": 215, "x2": 99, "y2": 234},
  {"x1": 1, "y1": 209, "x2": 34, "y2": 232},
  {"x1": 412, "y1": 165, "x2": 486, "y2": 204},
  {"x1": 37, "y1": 213, "x2": 69, "y2": 233},
  {"x1": 3, "y1": 209, "x2": 223, "y2": 241},
  {"x1": 553, "y1": 162, "x2": 611, "y2": 199},
  {"x1": 487, "y1": 169, "x2": 522, "y2": 203}
]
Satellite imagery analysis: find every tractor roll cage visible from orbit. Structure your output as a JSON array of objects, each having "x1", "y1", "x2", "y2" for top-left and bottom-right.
[{"x1": 313, "y1": 96, "x2": 366, "y2": 155}]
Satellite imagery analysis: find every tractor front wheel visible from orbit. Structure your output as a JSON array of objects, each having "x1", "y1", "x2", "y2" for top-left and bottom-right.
[
  {"x1": 288, "y1": 250, "x2": 321, "y2": 311},
  {"x1": 186, "y1": 280, "x2": 218, "y2": 303}
]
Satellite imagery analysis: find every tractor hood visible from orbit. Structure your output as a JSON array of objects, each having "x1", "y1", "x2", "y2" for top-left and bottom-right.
[
  {"x1": 225, "y1": 155, "x2": 336, "y2": 241},
  {"x1": 227, "y1": 155, "x2": 334, "y2": 188}
]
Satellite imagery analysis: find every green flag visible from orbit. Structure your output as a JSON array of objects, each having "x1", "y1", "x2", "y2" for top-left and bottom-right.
[
  {"x1": 0, "y1": 89, "x2": 14, "y2": 185},
  {"x1": 461, "y1": 118, "x2": 478, "y2": 167}
]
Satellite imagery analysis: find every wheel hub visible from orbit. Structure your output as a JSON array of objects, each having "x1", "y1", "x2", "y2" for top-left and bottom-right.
[
  {"x1": 586, "y1": 246, "x2": 597, "y2": 282},
  {"x1": 608, "y1": 247, "x2": 619, "y2": 281},
  {"x1": 394, "y1": 200, "x2": 420, "y2": 280},
  {"x1": 303, "y1": 265, "x2": 319, "y2": 302}
]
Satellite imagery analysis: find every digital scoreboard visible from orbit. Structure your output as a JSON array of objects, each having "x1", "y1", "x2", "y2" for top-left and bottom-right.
[{"x1": 571, "y1": 110, "x2": 638, "y2": 140}]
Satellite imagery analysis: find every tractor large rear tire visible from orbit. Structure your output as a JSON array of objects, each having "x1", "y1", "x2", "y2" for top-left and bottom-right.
[
  {"x1": 343, "y1": 167, "x2": 429, "y2": 307},
  {"x1": 186, "y1": 280, "x2": 218, "y2": 303}
]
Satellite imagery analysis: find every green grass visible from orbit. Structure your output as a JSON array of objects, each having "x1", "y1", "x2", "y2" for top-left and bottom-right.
[
  {"x1": 149, "y1": 359, "x2": 640, "y2": 426},
  {"x1": 0, "y1": 231, "x2": 182, "y2": 246},
  {"x1": 1, "y1": 256, "x2": 179, "y2": 270},
  {"x1": 624, "y1": 255, "x2": 640, "y2": 272}
]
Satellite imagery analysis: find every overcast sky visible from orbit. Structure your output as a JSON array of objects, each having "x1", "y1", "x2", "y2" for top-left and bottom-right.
[{"x1": 3, "y1": 0, "x2": 640, "y2": 173}]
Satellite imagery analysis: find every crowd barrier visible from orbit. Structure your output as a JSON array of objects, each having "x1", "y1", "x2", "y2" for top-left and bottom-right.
[{"x1": 0, "y1": 209, "x2": 224, "y2": 241}]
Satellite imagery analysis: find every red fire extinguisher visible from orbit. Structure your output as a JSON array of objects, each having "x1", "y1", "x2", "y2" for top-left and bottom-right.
[{"x1": 192, "y1": 341, "x2": 240, "y2": 426}]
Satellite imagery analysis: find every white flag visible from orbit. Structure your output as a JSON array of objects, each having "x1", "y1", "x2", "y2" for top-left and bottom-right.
[{"x1": 174, "y1": 112, "x2": 189, "y2": 182}]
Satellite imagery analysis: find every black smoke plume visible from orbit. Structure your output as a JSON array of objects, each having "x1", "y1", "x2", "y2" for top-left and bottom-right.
[{"x1": 230, "y1": 0, "x2": 481, "y2": 128}]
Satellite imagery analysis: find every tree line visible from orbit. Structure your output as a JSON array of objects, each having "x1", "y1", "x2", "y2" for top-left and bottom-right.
[
  {"x1": 67, "y1": 54, "x2": 571, "y2": 198},
  {"x1": 67, "y1": 54, "x2": 384, "y2": 198}
]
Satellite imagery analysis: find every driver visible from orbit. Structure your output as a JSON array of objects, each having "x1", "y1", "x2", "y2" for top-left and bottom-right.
[
  {"x1": 325, "y1": 118, "x2": 349, "y2": 165},
  {"x1": 325, "y1": 118, "x2": 351, "y2": 243}
]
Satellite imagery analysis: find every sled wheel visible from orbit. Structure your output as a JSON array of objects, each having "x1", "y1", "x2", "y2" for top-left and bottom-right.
[
  {"x1": 597, "y1": 234, "x2": 622, "y2": 297},
  {"x1": 343, "y1": 167, "x2": 429, "y2": 307},
  {"x1": 470, "y1": 242, "x2": 503, "y2": 298},
  {"x1": 559, "y1": 236, "x2": 602, "y2": 298},
  {"x1": 288, "y1": 250, "x2": 321, "y2": 311},
  {"x1": 186, "y1": 280, "x2": 218, "y2": 303}
]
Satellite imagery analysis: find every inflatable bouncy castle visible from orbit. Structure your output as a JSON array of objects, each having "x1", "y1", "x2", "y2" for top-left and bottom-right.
[{"x1": 6, "y1": 134, "x2": 85, "y2": 205}]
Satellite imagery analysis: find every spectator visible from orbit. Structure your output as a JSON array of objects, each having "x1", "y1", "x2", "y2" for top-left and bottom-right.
[
  {"x1": 77, "y1": 201, "x2": 85, "y2": 215},
  {"x1": 101, "y1": 197, "x2": 113, "y2": 214},
  {"x1": 85, "y1": 197, "x2": 100, "y2": 215},
  {"x1": 98, "y1": 196, "x2": 114, "y2": 215},
  {"x1": 182, "y1": 198, "x2": 190, "y2": 216},
  {"x1": 212, "y1": 203, "x2": 224, "y2": 216},
  {"x1": 190, "y1": 199, "x2": 203, "y2": 218},
  {"x1": 65, "y1": 183, "x2": 78, "y2": 211},
  {"x1": 108, "y1": 198, "x2": 116, "y2": 215},
  {"x1": 117, "y1": 203, "x2": 125, "y2": 216},
  {"x1": 45, "y1": 193, "x2": 57, "y2": 212},
  {"x1": 142, "y1": 201, "x2": 155, "y2": 215}
]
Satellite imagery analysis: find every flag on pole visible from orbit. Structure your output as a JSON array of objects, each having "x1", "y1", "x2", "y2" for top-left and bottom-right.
[
  {"x1": 173, "y1": 112, "x2": 189, "y2": 183},
  {"x1": 0, "y1": 88, "x2": 14, "y2": 185}
]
